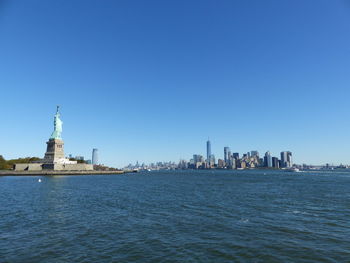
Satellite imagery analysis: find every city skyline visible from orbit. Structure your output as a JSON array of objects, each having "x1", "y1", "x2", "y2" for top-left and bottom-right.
[
  {"x1": 0, "y1": 101, "x2": 347, "y2": 167},
  {"x1": 1, "y1": 1, "x2": 350, "y2": 167}
]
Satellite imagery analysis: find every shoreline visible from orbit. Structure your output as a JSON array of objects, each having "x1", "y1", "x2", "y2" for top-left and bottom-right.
[{"x1": 0, "y1": 170, "x2": 134, "y2": 176}]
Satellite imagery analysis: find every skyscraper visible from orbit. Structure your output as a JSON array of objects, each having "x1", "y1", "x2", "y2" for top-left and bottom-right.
[
  {"x1": 92, "y1": 148, "x2": 98, "y2": 165},
  {"x1": 193, "y1": 154, "x2": 204, "y2": 164},
  {"x1": 232, "y1": 153, "x2": 240, "y2": 160},
  {"x1": 251, "y1": 151, "x2": 259, "y2": 158},
  {"x1": 227, "y1": 149, "x2": 232, "y2": 167},
  {"x1": 206, "y1": 139, "x2": 211, "y2": 164},
  {"x1": 264, "y1": 151, "x2": 273, "y2": 168},
  {"x1": 193, "y1": 154, "x2": 204, "y2": 169},
  {"x1": 217, "y1": 159, "x2": 225, "y2": 168},
  {"x1": 231, "y1": 158, "x2": 236, "y2": 169},
  {"x1": 280, "y1": 152, "x2": 287, "y2": 167},
  {"x1": 280, "y1": 151, "x2": 293, "y2": 168},
  {"x1": 224, "y1": 147, "x2": 230, "y2": 165},
  {"x1": 272, "y1": 157, "x2": 279, "y2": 168},
  {"x1": 209, "y1": 154, "x2": 216, "y2": 167},
  {"x1": 287, "y1": 152, "x2": 293, "y2": 167}
]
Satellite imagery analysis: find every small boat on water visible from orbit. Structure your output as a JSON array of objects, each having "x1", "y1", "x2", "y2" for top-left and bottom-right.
[
  {"x1": 283, "y1": 167, "x2": 301, "y2": 173},
  {"x1": 288, "y1": 167, "x2": 301, "y2": 172}
]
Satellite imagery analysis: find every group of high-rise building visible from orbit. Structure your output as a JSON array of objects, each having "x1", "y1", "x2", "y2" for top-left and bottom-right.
[
  {"x1": 181, "y1": 139, "x2": 293, "y2": 170},
  {"x1": 122, "y1": 139, "x2": 293, "y2": 171},
  {"x1": 263, "y1": 151, "x2": 293, "y2": 169},
  {"x1": 125, "y1": 161, "x2": 178, "y2": 170}
]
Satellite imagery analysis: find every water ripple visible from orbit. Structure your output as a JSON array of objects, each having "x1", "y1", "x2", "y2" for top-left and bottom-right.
[{"x1": 0, "y1": 170, "x2": 349, "y2": 262}]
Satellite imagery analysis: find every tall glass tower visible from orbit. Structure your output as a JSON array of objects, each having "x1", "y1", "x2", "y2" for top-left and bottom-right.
[
  {"x1": 92, "y1": 148, "x2": 98, "y2": 165},
  {"x1": 265, "y1": 151, "x2": 273, "y2": 168},
  {"x1": 224, "y1": 147, "x2": 230, "y2": 164},
  {"x1": 280, "y1": 151, "x2": 292, "y2": 168},
  {"x1": 206, "y1": 139, "x2": 211, "y2": 163}
]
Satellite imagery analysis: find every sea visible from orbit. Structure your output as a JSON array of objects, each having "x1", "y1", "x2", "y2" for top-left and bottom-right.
[{"x1": 0, "y1": 170, "x2": 349, "y2": 262}]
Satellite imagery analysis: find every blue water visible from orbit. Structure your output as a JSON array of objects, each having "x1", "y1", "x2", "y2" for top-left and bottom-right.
[{"x1": 0, "y1": 170, "x2": 349, "y2": 262}]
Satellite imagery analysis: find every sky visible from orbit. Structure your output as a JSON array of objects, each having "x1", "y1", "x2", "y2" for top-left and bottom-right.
[{"x1": 1, "y1": 0, "x2": 350, "y2": 167}]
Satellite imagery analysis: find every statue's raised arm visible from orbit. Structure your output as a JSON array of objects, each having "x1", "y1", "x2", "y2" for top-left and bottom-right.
[{"x1": 50, "y1": 106, "x2": 63, "y2": 140}]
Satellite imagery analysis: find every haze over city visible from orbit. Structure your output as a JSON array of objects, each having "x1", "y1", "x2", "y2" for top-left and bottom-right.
[{"x1": 1, "y1": 0, "x2": 350, "y2": 167}]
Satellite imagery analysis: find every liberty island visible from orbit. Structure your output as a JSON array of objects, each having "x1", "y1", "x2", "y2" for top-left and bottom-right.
[
  {"x1": 13, "y1": 106, "x2": 93, "y2": 171},
  {"x1": 0, "y1": 107, "x2": 124, "y2": 175}
]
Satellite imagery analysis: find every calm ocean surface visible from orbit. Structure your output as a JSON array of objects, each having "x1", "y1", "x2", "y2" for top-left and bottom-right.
[{"x1": 0, "y1": 170, "x2": 349, "y2": 262}]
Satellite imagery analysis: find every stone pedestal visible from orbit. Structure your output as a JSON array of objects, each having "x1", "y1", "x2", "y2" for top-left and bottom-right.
[{"x1": 44, "y1": 139, "x2": 65, "y2": 163}]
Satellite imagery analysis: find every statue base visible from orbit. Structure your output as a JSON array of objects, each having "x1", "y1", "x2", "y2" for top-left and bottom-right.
[{"x1": 43, "y1": 139, "x2": 65, "y2": 163}]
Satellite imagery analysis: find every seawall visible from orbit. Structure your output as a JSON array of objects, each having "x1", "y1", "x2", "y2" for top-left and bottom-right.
[{"x1": 0, "y1": 170, "x2": 129, "y2": 176}]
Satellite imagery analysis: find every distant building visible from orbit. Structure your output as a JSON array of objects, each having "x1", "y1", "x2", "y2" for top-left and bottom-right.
[
  {"x1": 264, "y1": 151, "x2": 273, "y2": 168},
  {"x1": 229, "y1": 155, "x2": 236, "y2": 168},
  {"x1": 272, "y1": 157, "x2": 279, "y2": 168},
  {"x1": 178, "y1": 159, "x2": 188, "y2": 169},
  {"x1": 206, "y1": 139, "x2": 211, "y2": 164},
  {"x1": 193, "y1": 154, "x2": 204, "y2": 164},
  {"x1": 75, "y1": 156, "x2": 84, "y2": 161},
  {"x1": 259, "y1": 158, "x2": 264, "y2": 167},
  {"x1": 229, "y1": 158, "x2": 236, "y2": 169},
  {"x1": 281, "y1": 152, "x2": 287, "y2": 167},
  {"x1": 280, "y1": 151, "x2": 292, "y2": 168},
  {"x1": 247, "y1": 161, "x2": 256, "y2": 168},
  {"x1": 238, "y1": 160, "x2": 246, "y2": 169},
  {"x1": 217, "y1": 159, "x2": 225, "y2": 168},
  {"x1": 192, "y1": 154, "x2": 204, "y2": 169},
  {"x1": 251, "y1": 151, "x2": 259, "y2": 158},
  {"x1": 209, "y1": 154, "x2": 216, "y2": 168},
  {"x1": 224, "y1": 147, "x2": 230, "y2": 165},
  {"x1": 287, "y1": 152, "x2": 293, "y2": 167},
  {"x1": 232, "y1": 153, "x2": 239, "y2": 160},
  {"x1": 92, "y1": 148, "x2": 98, "y2": 165}
]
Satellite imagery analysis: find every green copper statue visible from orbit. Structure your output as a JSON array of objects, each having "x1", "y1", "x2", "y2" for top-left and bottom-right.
[{"x1": 50, "y1": 106, "x2": 63, "y2": 139}]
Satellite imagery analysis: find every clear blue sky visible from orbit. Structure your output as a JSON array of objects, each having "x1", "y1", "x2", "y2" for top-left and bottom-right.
[{"x1": 1, "y1": 0, "x2": 350, "y2": 167}]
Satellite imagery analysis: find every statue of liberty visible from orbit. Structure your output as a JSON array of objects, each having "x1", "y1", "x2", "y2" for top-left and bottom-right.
[{"x1": 50, "y1": 106, "x2": 63, "y2": 139}]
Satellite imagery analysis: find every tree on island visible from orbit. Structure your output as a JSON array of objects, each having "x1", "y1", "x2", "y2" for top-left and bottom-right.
[
  {"x1": 0, "y1": 155, "x2": 41, "y2": 170},
  {"x1": 69, "y1": 158, "x2": 87, "y2": 164},
  {"x1": 0, "y1": 155, "x2": 9, "y2": 170}
]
